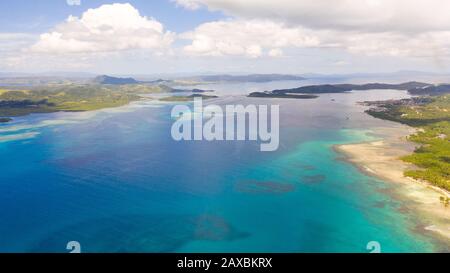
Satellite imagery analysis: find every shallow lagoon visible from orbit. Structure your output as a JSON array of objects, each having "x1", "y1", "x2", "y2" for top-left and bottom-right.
[{"x1": 0, "y1": 81, "x2": 443, "y2": 252}]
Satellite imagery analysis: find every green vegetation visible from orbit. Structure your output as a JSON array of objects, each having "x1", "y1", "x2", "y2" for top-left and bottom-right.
[
  {"x1": 0, "y1": 84, "x2": 177, "y2": 117},
  {"x1": 0, "y1": 85, "x2": 140, "y2": 116},
  {"x1": 249, "y1": 82, "x2": 431, "y2": 99},
  {"x1": 367, "y1": 95, "x2": 450, "y2": 191},
  {"x1": 264, "y1": 81, "x2": 429, "y2": 95},
  {"x1": 401, "y1": 120, "x2": 450, "y2": 191},
  {"x1": 440, "y1": 196, "x2": 450, "y2": 207},
  {"x1": 0, "y1": 82, "x2": 219, "y2": 117}
]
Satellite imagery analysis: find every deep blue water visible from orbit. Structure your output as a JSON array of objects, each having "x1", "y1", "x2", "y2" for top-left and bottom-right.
[{"x1": 0, "y1": 82, "x2": 444, "y2": 252}]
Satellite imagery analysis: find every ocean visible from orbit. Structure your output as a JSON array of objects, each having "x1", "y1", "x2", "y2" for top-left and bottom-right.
[{"x1": 0, "y1": 81, "x2": 442, "y2": 252}]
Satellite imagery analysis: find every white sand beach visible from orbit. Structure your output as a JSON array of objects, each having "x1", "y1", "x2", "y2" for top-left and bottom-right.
[{"x1": 335, "y1": 125, "x2": 450, "y2": 246}]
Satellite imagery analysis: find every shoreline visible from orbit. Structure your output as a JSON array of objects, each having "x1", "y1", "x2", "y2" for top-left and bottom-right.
[{"x1": 334, "y1": 124, "x2": 450, "y2": 248}]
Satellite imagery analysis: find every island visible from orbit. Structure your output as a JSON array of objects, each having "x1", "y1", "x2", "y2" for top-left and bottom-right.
[
  {"x1": 248, "y1": 92, "x2": 319, "y2": 99},
  {"x1": 247, "y1": 81, "x2": 439, "y2": 99},
  {"x1": 0, "y1": 74, "x2": 222, "y2": 118},
  {"x1": 185, "y1": 74, "x2": 306, "y2": 83},
  {"x1": 93, "y1": 75, "x2": 140, "y2": 85},
  {"x1": 0, "y1": 117, "x2": 12, "y2": 123},
  {"x1": 170, "y1": 88, "x2": 215, "y2": 93},
  {"x1": 92, "y1": 75, "x2": 213, "y2": 90},
  {"x1": 251, "y1": 82, "x2": 430, "y2": 99},
  {"x1": 0, "y1": 80, "x2": 206, "y2": 119},
  {"x1": 0, "y1": 86, "x2": 141, "y2": 117},
  {"x1": 159, "y1": 94, "x2": 218, "y2": 102}
]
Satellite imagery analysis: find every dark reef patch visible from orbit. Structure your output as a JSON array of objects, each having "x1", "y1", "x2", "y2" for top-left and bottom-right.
[
  {"x1": 30, "y1": 214, "x2": 249, "y2": 253},
  {"x1": 234, "y1": 180, "x2": 295, "y2": 194},
  {"x1": 301, "y1": 175, "x2": 326, "y2": 184},
  {"x1": 296, "y1": 164, "x2": 316, "y2": 171},
  {"x1": 194, "y1": 214, "x2": 249, "y2": 241},
  {"x1": 373, "y1": 201, "x2": 386, "y2": 208}
]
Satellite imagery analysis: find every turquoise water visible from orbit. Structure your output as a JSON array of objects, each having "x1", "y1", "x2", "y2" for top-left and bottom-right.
[{"x1": 0, "y1": 83, "x2": 442, "y2": 252}]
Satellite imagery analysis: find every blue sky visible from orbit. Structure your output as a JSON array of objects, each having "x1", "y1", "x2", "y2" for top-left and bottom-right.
[
  {"x1": 0, "y1": 0, "x2": 224, "y2": 33},
  {"x1": 1, "y1": 0, "x2": 449, "y2": 75}
]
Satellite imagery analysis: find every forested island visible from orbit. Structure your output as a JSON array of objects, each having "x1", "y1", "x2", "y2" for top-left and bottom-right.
[
  {"x1": 247, "y1": 81, "x2": 450, "y2": 99},
  {"x1": 0, "y1": 76, "x2": 216, "y2": 121},
  {"x1": 249, "y1": 82, "x2": 432, "y2": 99}
]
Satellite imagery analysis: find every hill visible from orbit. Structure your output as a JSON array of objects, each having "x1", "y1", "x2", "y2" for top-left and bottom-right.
[{"x1": 93, "y1": 75, "x2": 139, "y2": 85}]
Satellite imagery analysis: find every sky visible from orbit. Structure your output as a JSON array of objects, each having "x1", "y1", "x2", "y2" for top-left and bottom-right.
[{"x1": 1, "y1": 0, "x2": 450, "y2": 75}]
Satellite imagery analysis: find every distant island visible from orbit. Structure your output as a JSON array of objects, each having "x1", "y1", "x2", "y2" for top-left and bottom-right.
[
  {"x1": 247, "y1": 82, "x2": 450, "y2": 99},
  {"x1": 170, "y1": 88, "x2": 215, "y2": 93},
  {"x1": 276, "y1": 82, "x2": 432, "y2": 93},
  {"x1": 0, "y1": 117, "x2": 12, "y2": 123},
  {"x1": 186, "y1": 74, "x2": 306, "y2": 83},
  {"x1": 93, "y1": 74, "x2": 307, "y2": 85},
  {"x1": 248, "y1": 92, "x2": 318, "y2": 99},
  {"x1": 93, "y1": 75, "x2": 140, "y2": 85}
]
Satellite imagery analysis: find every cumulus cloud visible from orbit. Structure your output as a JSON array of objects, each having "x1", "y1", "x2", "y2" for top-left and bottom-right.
[
  {"x1": 173, "y1": 0, "x2": 450, "y2": 33},
  {"x1": 320, "y1": 30, "x2": 450, "y2": 58},
  {"x1": 172, "y1": 0, "x2": 202, "y2": 10},
  {"x1": 173, "y1": 0, "x2": 450, "y2": 61},
  {"x1": 181, "y1": 20, "x2": 320, "y2": 57},
  {"x1": 3, "y1": 1, "x2": 450, "y2": 72},
  {"x1": 179, "y1": 19, "x2": 450, "y2": 59},
  {"x1": 0, "y1": 33, "x2": 36, "y2": 52},
  {"x1": 31, "y1": 3, "x2": 174, "y2": 54}
]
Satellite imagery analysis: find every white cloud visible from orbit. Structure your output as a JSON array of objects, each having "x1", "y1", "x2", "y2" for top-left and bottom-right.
[
  {"x1": 3, "y1": 1, "x2": 450, "y2": 73},
  {"x1": 268, "y1": 49, "x2": 284, "y2": 58},
  {"x1": 0, "y1": 33, "x2": 36, "y2": 52},
  {"x1": 179, "y1": 18, "x2": 450, "y2": 60},
  {"x1": 31, "y1": 3, "x2": 174, "y2": 54},
  {"x1": 181, "y1": 20, "x2": 320, "y2": 57},
  {"x1": 174, "y1": 0, "x2": 450, "y2": 61},
  {"x1": 173, "y1": 0, "x2": 450, "y2": 33},
  {"x1": 329, "y1": 31, "x2": 450, "y2": 58},
  {"x1": 172, "y1": 0, "x2": 201, "y2": 10},
  {"x1": 66, "y1": 0, "x2": 81, "y2": 6},
  {"x1": 1, "y1": 3, "x2": 177, "y2": 72}
]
